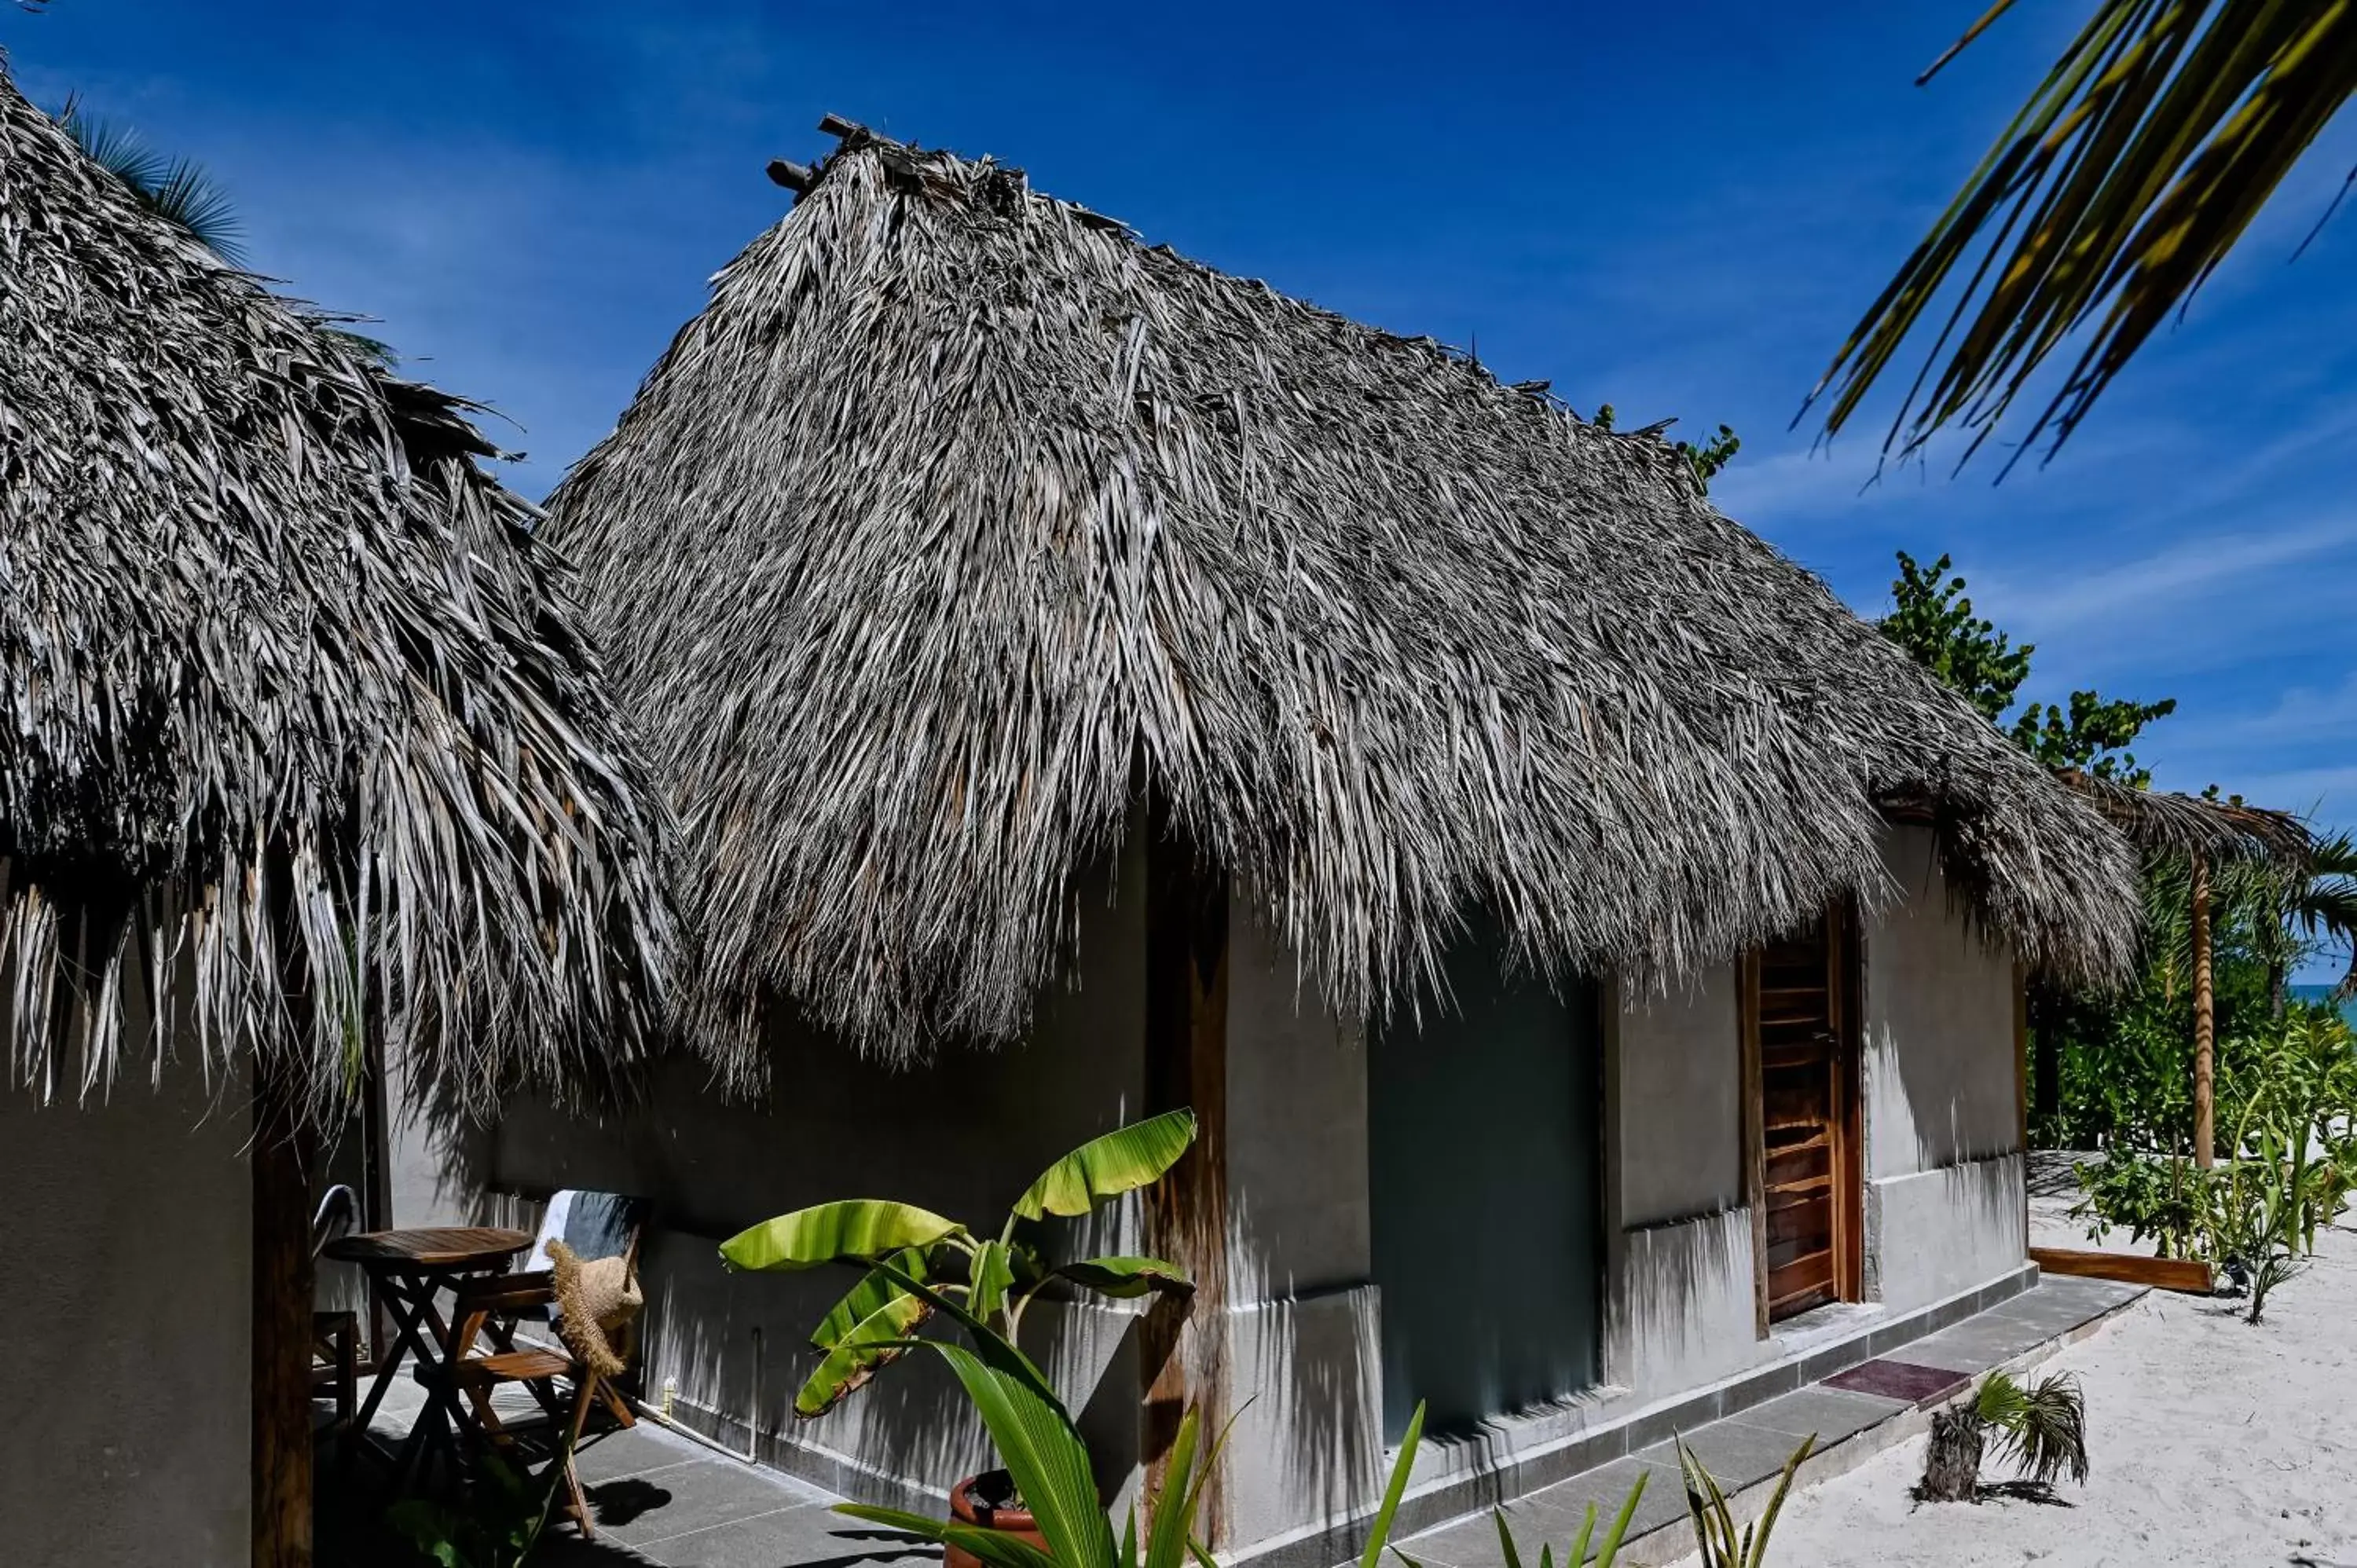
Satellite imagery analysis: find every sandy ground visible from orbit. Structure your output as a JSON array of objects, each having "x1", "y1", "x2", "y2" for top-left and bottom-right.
[{"x1": 1681, "y1": 1205, "x2": 2357, "y2": 1568}]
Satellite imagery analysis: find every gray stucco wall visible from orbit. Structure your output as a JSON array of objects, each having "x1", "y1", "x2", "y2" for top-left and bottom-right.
[
  {"x1": 1221, "y1": 901, "x2": 1383, "y2": 1548},
  {"x1": 1860, "y1": 826, "x2": 2025, "y2": 1311},
  {"x1": 390, "y1": 841, "x2": 1153, "y2": 1506},
  {"x1": 0, "y1": 1061, "x2": 252, "y2": 1567},
  {"x1": 1602, "y1": 965, "x2": 1766, "y2": 1399}
]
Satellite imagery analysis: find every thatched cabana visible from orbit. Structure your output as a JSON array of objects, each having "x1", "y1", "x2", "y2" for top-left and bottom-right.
[
  {"x1": 0, "y1": 66, "x2": 713, "y2": 1565},
  {"x1": 555, "y1": 121, "x2": 2142, "y2": 1063},
  {"x1": 2051, "y1": 768, "x2": 2315, "y2": 1166},
  {"x1": 515, "y1": 120, "x2": 2153, "y2": 1550}
]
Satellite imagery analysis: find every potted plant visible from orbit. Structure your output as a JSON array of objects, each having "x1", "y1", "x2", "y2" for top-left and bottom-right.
[{"x1": 718, "y1": 1108, "x2": 1200, "y2": 1547}]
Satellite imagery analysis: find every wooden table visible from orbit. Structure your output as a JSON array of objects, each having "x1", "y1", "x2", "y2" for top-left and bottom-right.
[{"x1": 323, "y1": 1226, "x2": 531, "y2": 1485}]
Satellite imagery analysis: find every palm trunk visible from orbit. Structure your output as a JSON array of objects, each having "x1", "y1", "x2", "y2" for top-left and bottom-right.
[{"x1": 2191, "y1": 854, "x2": 2216, "y2": 1171}]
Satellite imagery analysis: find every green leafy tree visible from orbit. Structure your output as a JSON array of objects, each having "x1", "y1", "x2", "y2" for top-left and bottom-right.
[
  {"x1": 1877, "y1": 550, "x2": 2174, "y2": 782},
  {"x1": 1878, "y1": 551, "x2": 2033, "y2": 722},
  {"x1": 2008, "y1": 691, "x2": 2178, "y2": 787}
]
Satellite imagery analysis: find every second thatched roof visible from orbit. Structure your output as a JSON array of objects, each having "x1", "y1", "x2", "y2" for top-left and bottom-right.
[
  {"x1": 0, "y1": 68, "x2": 739, "y2": 1118},
  {"x1": 552, "y1": 123, "x2": 2143, "y2": 1061}
]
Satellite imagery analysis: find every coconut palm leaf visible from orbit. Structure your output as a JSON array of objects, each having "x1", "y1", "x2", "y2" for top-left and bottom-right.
[{"x1": 1810, "y1": 2, "x2": 2357, "y2": 467}]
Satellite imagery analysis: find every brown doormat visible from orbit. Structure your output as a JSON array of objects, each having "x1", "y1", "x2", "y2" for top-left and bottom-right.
[{"x1": 1822, "y1": 1358, "x2": 1972, "y2": 1405}]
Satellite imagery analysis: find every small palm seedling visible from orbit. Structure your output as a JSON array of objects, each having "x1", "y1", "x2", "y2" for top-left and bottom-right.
[
  {"x1": 1921, "y1": 1371, "x2": 2088, "y2": 1501},
  {"x1": 1678, "y1": 1433, "x2": 1814, "y2": 1567}
]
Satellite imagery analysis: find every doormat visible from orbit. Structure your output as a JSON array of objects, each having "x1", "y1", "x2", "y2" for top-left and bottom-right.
[{"x1": 1821, "y1": 1358, "x2": 1972, "y2": 1405}]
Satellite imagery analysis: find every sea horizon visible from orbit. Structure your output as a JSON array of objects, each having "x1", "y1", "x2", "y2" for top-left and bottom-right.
[{"x1": 2290, "y1": 982, "x2": 2357, "y2": 1028}]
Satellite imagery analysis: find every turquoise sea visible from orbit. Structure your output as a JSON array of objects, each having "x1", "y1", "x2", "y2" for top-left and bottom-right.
[{"x1": 2289, "y1": 983, "x2": 2357, "y2": 1028}]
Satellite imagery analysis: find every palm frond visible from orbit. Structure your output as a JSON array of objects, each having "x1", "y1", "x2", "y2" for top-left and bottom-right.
[
  {"x1": 1809, "y1": 2, "x2": 2357, "y2": 468},
  {"x1": 53, "y1": 95, "x2": 245, "y2": 263},
  {"x1": 1989, "y1": 1372, "x2": 2091, "y2": 1488}
]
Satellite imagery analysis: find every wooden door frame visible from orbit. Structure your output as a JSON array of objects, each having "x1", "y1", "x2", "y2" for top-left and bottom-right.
[
  {"x1": 1743, "y1": 898, "x2": 1866, "y2": 1329},
  {"x1": 1827, "y1": 897, "x2": 1865, "y2": 1305}
]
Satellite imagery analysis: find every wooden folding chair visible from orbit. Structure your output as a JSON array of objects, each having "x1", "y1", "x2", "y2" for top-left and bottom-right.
[{"x1": 446, "y1": 1248, "x2": 641, "y2": 1539}]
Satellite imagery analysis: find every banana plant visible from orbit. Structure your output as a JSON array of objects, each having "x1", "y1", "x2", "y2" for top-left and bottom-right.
[{"x1": 718, "y1": 1108, "x2": 1199, "y2": 1418}]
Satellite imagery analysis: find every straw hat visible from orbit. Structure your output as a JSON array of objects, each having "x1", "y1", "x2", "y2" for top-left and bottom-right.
[{"x1": 548, "y1": 1240, "x2": 643, "y2": 1379}]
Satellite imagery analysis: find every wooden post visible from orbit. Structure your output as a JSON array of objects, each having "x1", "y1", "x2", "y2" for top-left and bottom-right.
[
  {"x1": 2191, "y1": 853, "x2": 2216, "y2": 1170},
  {"x1": 253, "y1": 1073, "x2": 316, "y2": 1568},
  {"x1": 1140, "y1": 809, "x2": 1230, "y2": 1544},
  {"x1": 1738, "y1": 950, "x2": 1767, "y2": 1339},
  {"x1": 2014, "y1": 961, "x2": 2031, "y2": 1248}
]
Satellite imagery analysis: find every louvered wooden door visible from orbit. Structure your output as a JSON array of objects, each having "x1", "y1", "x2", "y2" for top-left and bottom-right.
[{"x1": 1754, "y1": 907, "x2": 1860, "y2": 1321}]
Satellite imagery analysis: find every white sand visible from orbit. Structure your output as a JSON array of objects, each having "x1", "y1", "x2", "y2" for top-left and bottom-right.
[{"x1": 1687, "y1": 1219, "x2": 2357, "y2": 1568}]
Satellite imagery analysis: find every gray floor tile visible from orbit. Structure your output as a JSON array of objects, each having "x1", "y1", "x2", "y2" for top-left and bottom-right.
[
  {"x1": 638, "y1": 1504, "x2": 932, "y2": 1568},
  {"x1": 1734, "y1": 1385, "x2": 1904, "y2": 1445},
  {"x1": 574, "y1": 1425, "x2": 713, "y2": 1486},
  {"x1": 1629, "y1": 1419, "x2": 1810, "y2": 1493},
  {"x1": 596, "y1": 1457, "x2": 828, "y2": 1546}
]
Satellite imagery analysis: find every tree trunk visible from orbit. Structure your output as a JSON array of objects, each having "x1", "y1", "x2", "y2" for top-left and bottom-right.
[
  {"x1": 1920, "y1": 1409, "x2": 1985, "y2": 1503},
  {"x1": 2191, "y1": 854, "x2": 2216, "y2": 1171},
  {"x1": 253, "y1": 1075, "x2": 316, "y2": 1568}
]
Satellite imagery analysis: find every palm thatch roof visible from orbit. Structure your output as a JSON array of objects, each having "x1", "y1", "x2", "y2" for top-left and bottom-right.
[
  {"x1": 0, "y1": 67, "x2": 711, "y2": 1120},
  {"x1": 551, "y1": 119, "x2": 2143, "y2": 1063},
  {"x1": 2054, "y1": 770, "x2": 2313, "y2": 869}
]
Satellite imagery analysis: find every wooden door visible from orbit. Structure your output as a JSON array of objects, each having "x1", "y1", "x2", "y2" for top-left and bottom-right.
[{"x1": 1754, "y1": 906, "x2": 1860, "y2": 1322}]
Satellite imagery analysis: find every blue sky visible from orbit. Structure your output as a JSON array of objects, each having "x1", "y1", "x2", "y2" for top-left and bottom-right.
[{"x1": 10, "y1": 2, "x2": 2352, "y2": 977}]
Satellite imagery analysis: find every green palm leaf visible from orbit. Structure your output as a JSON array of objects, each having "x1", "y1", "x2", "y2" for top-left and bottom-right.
[
  {"x1": 833, "y1": 1504, "x2": 1059, "y2": 1568},
  {"x1": 1013, "y1": 1110, "x2": 1197, "y2": 1221},
  {"x1": 1811, "y1": 2, "x2": 2357, "y2": 466},
  {"x1": 717, "y1": 1200, "x2": 962, "y2": 1273}
]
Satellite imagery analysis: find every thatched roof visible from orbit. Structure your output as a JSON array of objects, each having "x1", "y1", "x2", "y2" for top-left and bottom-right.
[
  {"x1": 0, "y1": 68, "x2": 709, "y2": 1119},
  {"x1": 2055, "y1": 771, "x2": 2313, "y2": 869},
  {"x1": 551, "y1": 120, "x2": 2143, "y2": 1062}
]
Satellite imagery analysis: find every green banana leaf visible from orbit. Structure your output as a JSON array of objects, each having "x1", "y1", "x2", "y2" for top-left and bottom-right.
[
  {"x1": 718, "y1": 1201, "x2": 962, "y2": 1273},
  {"x1": 793, "y1": 1290, "x2": 931, "y2": 1418},
  {"x1": 1013, "y1": 1109, "x2": 1197, "y2": 1221},
  {"x1": 1054, "y1": 1255, "x2": 1195, "y2": 1299},
  {"x1": 969, "y1": 1239, "x2": 1017, "y2": 1328},
  {"x1": 812, "y1": 1249, "x2": 929, "y2": 1350}
]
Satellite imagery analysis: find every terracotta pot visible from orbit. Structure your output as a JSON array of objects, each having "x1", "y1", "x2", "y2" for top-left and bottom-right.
[{"x1": 947, "y1": 1474, "x2": 1049, "y2": 1568}]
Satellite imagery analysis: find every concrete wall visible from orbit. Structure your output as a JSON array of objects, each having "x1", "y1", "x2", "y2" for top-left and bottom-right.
[
  {"x1": 1221, "y1": 899, "x2": 1383, "y2": 1548},
  {"x1": 0, "y1": 1060, "x2": 252, "y2": 1567},
  {"x1": 1860, "y1": 826, "x2": 2025, "y2": 1311},
  {"x1": 390, "y1": 841, "x2": 1153, "y2": 1505},
  {"x1": 1369, "y1": 938, "x2": 1602, "y2": 1438},
  {"x1": 1602, "y1": 963, "x2": 1767, "y2": 1399}
]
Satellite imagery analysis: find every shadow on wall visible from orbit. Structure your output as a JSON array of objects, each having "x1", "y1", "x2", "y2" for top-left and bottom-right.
[
  {"x1": 1607, "y1": 1204, "x2": 1758, "y2": 1397},
  {"x1": 1867, "y1": 827, "x2": 2022, "y2": 1182},
  {"x1": 394, "y1": 980, "x2": 1253, "y2": 1506}
]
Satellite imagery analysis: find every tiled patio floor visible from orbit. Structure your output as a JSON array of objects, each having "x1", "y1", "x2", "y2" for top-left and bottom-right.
[
  {"x1": 327, "y1": 1269, "x2": 2139, "y2": 1567},
  {"x1": 1392, "y1": 1271, "x2": 2142, "y2": 1567},
  {"x1": 328, "y1": 1373, "x2": 932, "y2": 1568}
]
